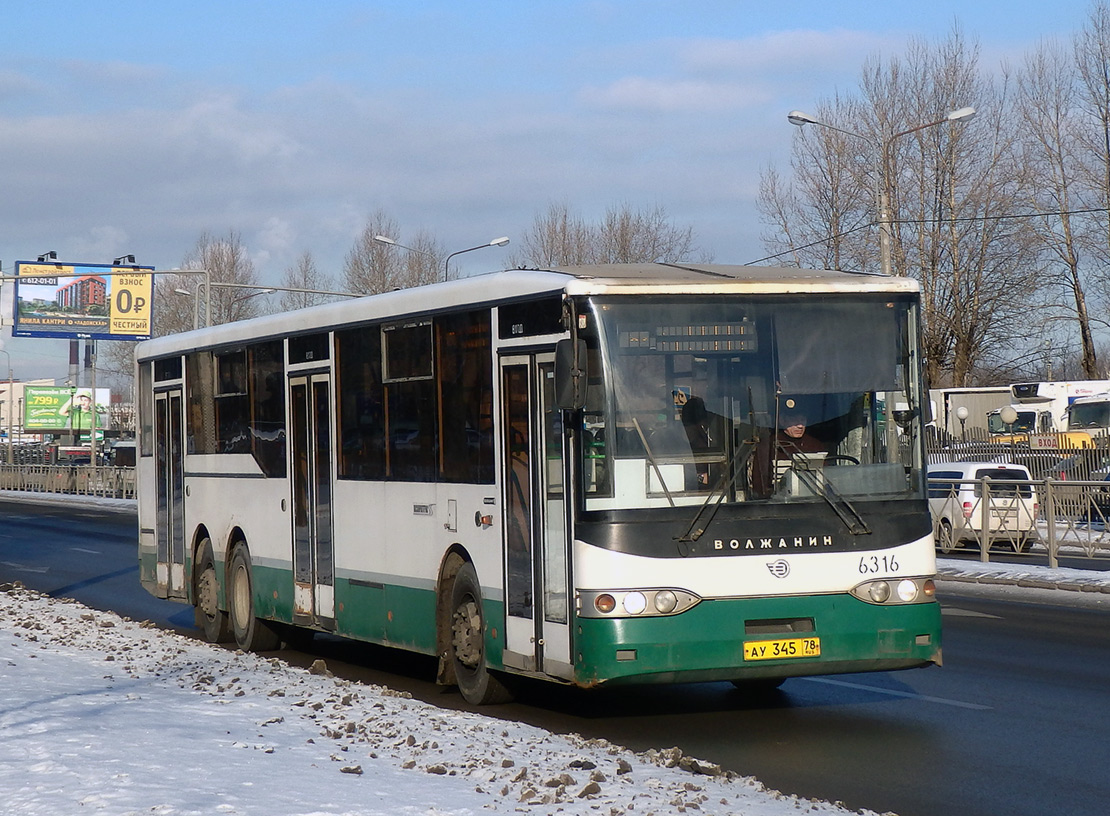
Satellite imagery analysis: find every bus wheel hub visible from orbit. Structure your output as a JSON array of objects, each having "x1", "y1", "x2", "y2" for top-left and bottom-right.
[
  {"x1": 452, "y1": 601, "x2": 482, "y2": 668},
  {"x1": 198, "y1": 569, "x2": 219, "y2": 616}
]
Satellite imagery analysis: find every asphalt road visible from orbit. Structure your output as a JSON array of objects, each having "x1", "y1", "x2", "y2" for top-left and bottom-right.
[{"x1": 2, "y1": 496, "x2": 1108, "y2": 816}]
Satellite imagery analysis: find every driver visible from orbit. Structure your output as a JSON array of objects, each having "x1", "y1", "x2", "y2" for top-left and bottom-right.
[{"x1": 751, "y1": 399, "x2": 827, "y2": 496}]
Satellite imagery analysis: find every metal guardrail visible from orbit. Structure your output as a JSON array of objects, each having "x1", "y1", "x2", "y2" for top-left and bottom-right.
[
  {"x1": 0, "y1": 465, "x2": 136, "y2": 499},
  {"x1": 931, "y1": 475, "x2": 1110, "y2": 567}
]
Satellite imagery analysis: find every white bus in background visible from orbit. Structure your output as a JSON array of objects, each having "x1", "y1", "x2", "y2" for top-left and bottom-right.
[
  {"x1": 135, "y1": 262, "x2": 941, "y2": 705},
  {"x1": 987, "y1": 380, "x2": 1110, "y2": 436}
]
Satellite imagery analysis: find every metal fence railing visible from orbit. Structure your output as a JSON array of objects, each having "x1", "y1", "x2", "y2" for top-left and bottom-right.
[
  {"x1": 0, "y1": 465, "x2": 136, "y2": 499},
  {"x1": 925, "y1": 474, "x2": 1110, "y2": 566},
  {"x1": 926, "y1": 425, "x2": 1110, "y2": 565}
]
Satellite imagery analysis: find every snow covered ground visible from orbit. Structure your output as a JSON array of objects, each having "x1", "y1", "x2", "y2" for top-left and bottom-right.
[
  {"x1": 3, "y1": 490, "x2": 1106, "y2": 814},
  {"x1": 0, "y1": 582, "x2": 882, "y2": 816}
]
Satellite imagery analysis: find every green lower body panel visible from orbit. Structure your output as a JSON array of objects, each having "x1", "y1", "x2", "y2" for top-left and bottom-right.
[
  {"x1": 333, "y1": 580, "x2": 439, "y2": 654},
  {"x1": 574, "y1": 594, "x2": 942, "y2": 687}
]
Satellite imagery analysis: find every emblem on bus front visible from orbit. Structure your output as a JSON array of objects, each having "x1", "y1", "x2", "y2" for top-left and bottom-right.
[{"x1": 767, "y1": 559, "x2": 790, "y2": 578}]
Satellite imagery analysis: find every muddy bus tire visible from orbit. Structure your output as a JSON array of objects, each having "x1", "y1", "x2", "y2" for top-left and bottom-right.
[
  {"x1": 193, "y1": 539, "x2": 232, "y2": 643},
  {"x1": 450, "y1": 562, "x2": 512, "y2": 705},
  {"x1": 228, "y1": 544, "x2": 282, "y2": 652}
]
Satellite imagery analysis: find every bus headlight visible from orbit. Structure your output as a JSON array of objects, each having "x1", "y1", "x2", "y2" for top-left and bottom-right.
[
  {"x1": 869, "y1": 581, "x2": 891, "y2": 603},
  {"x1": 623, "y1": 591, "x2": 647, "y2": 615},
  {"x1": 654, "y1": 590, "x2": 678, "y2": 614},
  {"x1": 579, "y1": 588, "x2": 700, "y2": 618},
  {"x1": 896, "y1": 579, "x2": 919, "y2": 602}
]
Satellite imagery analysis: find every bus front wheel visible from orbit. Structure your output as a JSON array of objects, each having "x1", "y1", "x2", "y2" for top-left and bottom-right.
[
  {"x1": 449, "y1": 562, "x2": 512, "y2": 705},
  {"x1": 228, "y1": 544, "x2": 281, "y2": 652},
  {"x1": 193, "y1": 539, "x2": 231, "y2": 643}
]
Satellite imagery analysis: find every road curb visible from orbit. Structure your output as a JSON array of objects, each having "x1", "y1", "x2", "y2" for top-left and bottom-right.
[{"x1": 937, "y1": 564, "x2": 1110, "y2": 594}]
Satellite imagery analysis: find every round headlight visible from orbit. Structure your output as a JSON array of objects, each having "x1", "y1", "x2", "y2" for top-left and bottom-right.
[
  {"x1": 922, "y1": 578, "x2": 936, "y2": 598},
  {"x1": 623, "y1": 591, "x2": 648, "y2": 615},
  {"x1": 868, "y1": 581, "x2": 891, "y2": 603},
  {"x1": 594, "y1": 594, "x2": 616, "y2": 614},
  {"x1": 654, "y1": 590, "x2": 678, "y2": 614},
  {"x1": 897, "y1": 579, "x2": 918, "y2": 603}
]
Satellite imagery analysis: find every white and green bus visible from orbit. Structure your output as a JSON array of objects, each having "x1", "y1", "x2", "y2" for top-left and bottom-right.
[{"x1": 137, "y1": 263, "x2": 941, "y2": 704}]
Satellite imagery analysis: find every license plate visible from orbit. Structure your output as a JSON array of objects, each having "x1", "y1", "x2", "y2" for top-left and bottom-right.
[{"x1": 743, "y1": 637, "x2": 821, "y2": 661}]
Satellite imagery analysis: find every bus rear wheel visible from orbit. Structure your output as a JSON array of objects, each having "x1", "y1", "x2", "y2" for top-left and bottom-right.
[
  {"x1": 450, "y1": 562, "x2": 512, "y2": 705},
  {"x1": 193, "y1": 539, "x2": 231, "y2": 643},
  {"x1": 228, "y1": 544, "x2": 281, "y2": 652}
]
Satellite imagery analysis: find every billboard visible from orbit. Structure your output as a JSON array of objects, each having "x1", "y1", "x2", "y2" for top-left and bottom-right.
[
  {"x1": 24, "y1": 386, "x2": 110, "y2": 437},
  {"x1": 13, "y1": 261, "x2": 154, "y2": 341}
]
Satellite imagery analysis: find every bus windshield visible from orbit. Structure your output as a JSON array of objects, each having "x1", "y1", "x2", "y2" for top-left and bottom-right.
[{"x1": 580, "y1": 294, "x2": 922, "y2": 511}]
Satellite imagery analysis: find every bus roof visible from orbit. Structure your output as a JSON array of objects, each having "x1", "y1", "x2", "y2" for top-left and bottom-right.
[{"x1": 137, "y1": 263, "x2": 918, "y2": 359}]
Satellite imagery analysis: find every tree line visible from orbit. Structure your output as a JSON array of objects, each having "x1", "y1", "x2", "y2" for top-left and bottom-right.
[
  {"x1": 96, "y1": 203, "x2": 707, "y2": 386},
  {"x1": 761, "y1": 3, "x2": 1110, "y2": 387}
]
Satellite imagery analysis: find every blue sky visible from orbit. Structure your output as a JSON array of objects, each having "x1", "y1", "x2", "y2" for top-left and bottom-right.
[{"x1": 0, "y1": 0, "x2": 1099, "y2": 378}]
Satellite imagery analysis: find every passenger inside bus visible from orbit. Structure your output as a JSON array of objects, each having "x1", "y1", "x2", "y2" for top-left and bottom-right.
[{"x1": 679, "y1": 395, "x2": 728, "y2": 489}]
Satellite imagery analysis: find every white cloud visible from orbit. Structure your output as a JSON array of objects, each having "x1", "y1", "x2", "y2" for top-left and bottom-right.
[{"x1": 579, "y1": 76, "x2": 770, "y2": 112}]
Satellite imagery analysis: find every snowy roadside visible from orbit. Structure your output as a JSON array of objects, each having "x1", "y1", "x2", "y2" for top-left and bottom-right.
[{"x1": 0, "y1": 583, "x2": 883, "y2": 816}]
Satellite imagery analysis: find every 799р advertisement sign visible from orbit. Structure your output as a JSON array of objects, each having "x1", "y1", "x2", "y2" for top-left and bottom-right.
[{"x1": 12, "y1": 261, "x2": 154, "y2": 341}]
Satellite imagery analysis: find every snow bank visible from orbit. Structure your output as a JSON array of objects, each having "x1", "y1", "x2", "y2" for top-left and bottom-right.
[{"x1": 0, "y1": 582, "x2": 884, "y2": 816}]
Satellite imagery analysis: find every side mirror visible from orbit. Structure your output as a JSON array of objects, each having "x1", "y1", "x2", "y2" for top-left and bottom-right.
[
  {"x1": 892, "y1": 408, "x2": 916, "y2": 429},
  {"x1": 554, "y1": 339, "x2": 587, "y2": 410}
]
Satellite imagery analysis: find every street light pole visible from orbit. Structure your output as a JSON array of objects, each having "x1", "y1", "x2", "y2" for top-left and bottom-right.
[
  {"x1": 375, "y1": 235, "x2": 510, "y2": 282},
  {"x1": 787, "y1": 106, "x2": 975, "y2": 276},
  {"x1": 442, "y1": 237, "x2": 509, "y2": 282}
]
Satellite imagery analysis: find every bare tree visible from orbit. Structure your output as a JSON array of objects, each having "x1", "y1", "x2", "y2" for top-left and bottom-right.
[
  {"x1": 152, "y1": 230, "x2": 263, "y2": 334},
  {"x1": 1074, "y1": 2, "x2": 1110, "y2": 352},
  {"x1": 1018, "y1": 39, "x2": 1100, "y2": 377},
  {"x1": 510, "y1": 202, "x2": 594, "y2": 267},
  {"x1": 762, "y1": 28, "x2": 1041, "y2": 387},
  {"x1": 279, "y1": 251, "x2": 337, "y2": 311},
  {"x1": 759, "y1": 94, "x2": 876, "y2": 272},
  {"x1": 510, "y1": 202, "x2": 707, "y2": 268},
  {"x1": 343, "y1": 210, "x2": 441, "y2": 294}
]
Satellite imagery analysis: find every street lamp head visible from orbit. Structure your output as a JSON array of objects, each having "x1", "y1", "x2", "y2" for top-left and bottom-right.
[
  {"x1": 174, "y1": 288, "x2": 192, "y2": 297},
  {"x1": 787, "y1": 110, "x2": 819, "y2": 127},
  {"x1": 946, "y1": 106, "x2": 976, "y2": 122},
  {"x1": 489, "y1": 237, "x2": 510, "y2": 247},
  {"x1": 373, "y1": 235, "x2": 397, "y2": 246}
]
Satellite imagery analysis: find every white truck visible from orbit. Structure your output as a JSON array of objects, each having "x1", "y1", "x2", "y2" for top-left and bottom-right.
[
  {"x1": 928, "y1": 386, "x2": 1012, "y2": 439},
  {"x1": 986, "y1": 380, "x2": 1110, "y2": 436}
]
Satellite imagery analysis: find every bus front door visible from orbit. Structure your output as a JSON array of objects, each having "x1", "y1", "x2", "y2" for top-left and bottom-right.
[
  {"x1": 500, "y1": 354, "x2": 572, "y2": 680},
  {"x1": 289, "y1": 373, "x2": 335, "y2": 628},
  {"x1": 153, "y1": 388, "x2": 187, "y2": 599}
]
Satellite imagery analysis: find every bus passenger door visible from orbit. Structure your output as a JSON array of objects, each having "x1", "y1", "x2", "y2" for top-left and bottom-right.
[
  {"x1": 500, "y1": 354, "x2": 572, "y2": 680},
  {"x1": 289, "y1": 372, "x2": 335, "y2": 628},
  {"x1": 153, "y1": 388, "x2": 187, "y2": 599}
]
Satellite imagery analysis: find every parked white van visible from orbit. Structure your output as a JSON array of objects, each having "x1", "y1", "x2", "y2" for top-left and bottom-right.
[{"x1": 926, "y1": 462, "x2": 1039, "y2": 551}]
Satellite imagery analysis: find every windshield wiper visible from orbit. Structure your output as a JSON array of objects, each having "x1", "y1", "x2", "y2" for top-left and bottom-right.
[
  {"x1": 779, "y1": 441, "x2": 871, "y2": 536},
  {"x1": 675, "y1": 434, "x2": 758, "y2": 547}
]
